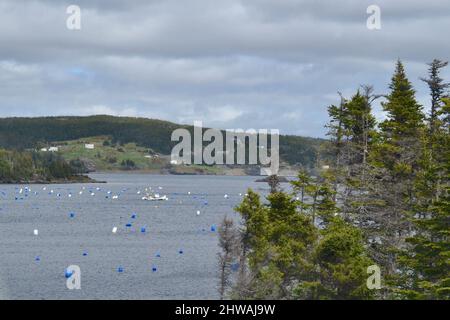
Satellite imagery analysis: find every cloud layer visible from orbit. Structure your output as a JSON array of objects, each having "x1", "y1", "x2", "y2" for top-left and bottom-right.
[{"x1": 0, "y1": 0, "x2": 449, "y2": 137}]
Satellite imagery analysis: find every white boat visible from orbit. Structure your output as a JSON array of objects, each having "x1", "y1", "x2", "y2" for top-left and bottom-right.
[{"x1": 142, "y1": 193, "x2": 168, "y2": 201}]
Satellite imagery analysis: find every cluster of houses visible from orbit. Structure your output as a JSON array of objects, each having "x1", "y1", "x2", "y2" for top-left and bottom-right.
[
  {"x1": 40, "y1": 146, "x2": 60, "y2": 152},
  {"x1": 40, "y1": 143, "x2": 95, "y2": 152}
]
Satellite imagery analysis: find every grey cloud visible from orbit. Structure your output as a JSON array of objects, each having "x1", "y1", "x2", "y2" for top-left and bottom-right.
[{"x1": 0, "y1": 0, "x2": 449, "y2": 137}]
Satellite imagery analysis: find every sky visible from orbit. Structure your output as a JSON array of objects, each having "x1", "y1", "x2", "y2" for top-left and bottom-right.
[{"x1": 0, "y1": 0, "x2": 449, "y2": 137}]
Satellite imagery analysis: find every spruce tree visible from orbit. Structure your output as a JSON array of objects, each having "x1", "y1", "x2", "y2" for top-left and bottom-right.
[
  {"x1": 397, "y1": 98, "x2": 450, "y2": 299},
  {"x1": 369, "y1": 60, "x2": 425, "y2": 277},
  {"x1": 380, "y1": 60, "x2": 424, "y2": 146},
  {"x1": 420, "y1": 59, "x2": 449, "y2": 139}
]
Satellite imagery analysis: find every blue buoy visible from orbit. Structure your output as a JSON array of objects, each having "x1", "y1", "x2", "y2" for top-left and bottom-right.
[
  {"x1": 210, "y1": 225, "x2": 216, "y2": 232},
  {"x1": 69, "y1": 212, "x2": 75, "y2": 218},
  {"x1": 82, "y1": 252, "x2": 88, "y2": 256},
  {"x1": 179, "y1": 249, "x2": 184, "y2": 255},
  {"x1": 65, "y1": 269, "x2": 73, "y2": 278},
  {"x1": 117, "y1": 267, "x2": 124, "y2": 273},
  {"x1": 140, "y1": 227, "x2": 146, "y2": 233},
  {"x1": 35, "y1": 256, "x2": 40, "y2": 262},
  {"x1": 126, "y1": 223, "x2": 132, "y2": 227},
  {"x1": 155, "y1": 252, "x2": 161, "y2": 258},
  {"x1": 131, "y1": 213, "x2": 137, "y2": 219},
  {"x1": 152, "y1": 265, "x2": 157, "y2": 272}
]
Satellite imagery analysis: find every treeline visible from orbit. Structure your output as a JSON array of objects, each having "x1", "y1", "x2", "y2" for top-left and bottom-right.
[
  {"x1": 0, "y1": 149, "x2": 80, "y2": 183},
  {"x1": 0, "y1": 115, "x2": 322, "y2": 168},
  {"x1": 218, "y1": 59, "x2": 449, "y2": 300}
]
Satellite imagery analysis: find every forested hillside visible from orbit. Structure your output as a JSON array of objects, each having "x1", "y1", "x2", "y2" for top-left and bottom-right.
[
  {"x1": 0, "y1": 149, "x2": 93, "y2": 183},
  {"x1": 0, "y1": 115, "x2": 323, "y2": 168}
]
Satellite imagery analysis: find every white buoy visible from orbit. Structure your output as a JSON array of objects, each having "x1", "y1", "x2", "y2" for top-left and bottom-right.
[
  {"x1": 112, "y1": 227, "x2": 118, "y2": 234},
  {"x1": 224, "y1": 194, "x2": 229, "y2": 199},
  {"x1": 188, "y1": 191, "x2": 191, "y2": 195},
  {"x1": 112, "y1": 195, "x2": 119, "y2": 200},
  {"x1": 33, "y1": 229, "x2": 39, "y2": 236},
  {"x1": 196, "y1": 210, "x2": 200, "y2": 216}
]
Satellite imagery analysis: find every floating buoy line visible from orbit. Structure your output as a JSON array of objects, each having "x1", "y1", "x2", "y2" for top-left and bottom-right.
[{"x1": 0, "y1": 183, "x2": 249, "y2": 280}]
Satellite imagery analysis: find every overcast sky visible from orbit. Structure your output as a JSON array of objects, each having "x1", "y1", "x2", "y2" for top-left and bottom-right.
[{"x1": 0, "y1": 0, "x2": 449, "y2": 137}]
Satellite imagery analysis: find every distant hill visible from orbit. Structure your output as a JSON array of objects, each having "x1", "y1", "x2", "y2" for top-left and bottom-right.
[{"x1": 0, "y1": 115, "x2": 324, "y2": 168}]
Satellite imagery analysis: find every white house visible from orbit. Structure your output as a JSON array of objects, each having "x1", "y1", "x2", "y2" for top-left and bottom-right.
[
  {"x1": 85, "y1": 144, "x2": 95, "y2": 150},
  {"x1": 41, "y1": 147, "x2": 58, "y2": 152},
  {"x1": 145, "y1": 154, "x2": 160, "y2": 159}
]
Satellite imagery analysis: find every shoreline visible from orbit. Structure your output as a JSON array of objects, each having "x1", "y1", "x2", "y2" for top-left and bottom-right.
[
  {"x1": 92, "y1": 168, "x2": 300, "y2": 177},
  {"x1": 0, "y1": 175, "x2": 105, "y2": 185},
  {"x1": 0, "y1": 171, "x2": 298, "y2": 185}
]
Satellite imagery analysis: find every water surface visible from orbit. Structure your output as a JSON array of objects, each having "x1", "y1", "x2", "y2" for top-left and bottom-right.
[{"x1": 0, "y1": 173, "x2": 268, "y2": 299}]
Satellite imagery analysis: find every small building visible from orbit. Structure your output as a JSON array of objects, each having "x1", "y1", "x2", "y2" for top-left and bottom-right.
[
  {"x1": 40, "y1": 147, "x2": 58, "y2": 152},
  {"x1": 171, "y1": 159, "x2": 185, "y2": 165},
  {"x1": 85, "y1": 144, "x2": 95, "y2": 150},
  {"x1": 322, "y1": 165, "x2": 330, "y2": 170}
]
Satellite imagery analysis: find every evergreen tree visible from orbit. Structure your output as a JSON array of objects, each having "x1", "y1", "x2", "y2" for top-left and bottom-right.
[
  {"x1": 380, "y1": 60, "x2": 424, "y2": 145},
  {"x1": 301, "y1": 217, "x2": 376, "y2": 300},
  {"x1": 369, "y1": 60, "x2": 425, "y2": 276},
  {"x1": 397, "y1": 99, "x2": 450, "y2": 300},
  {"x1": 420, "y1": 59, "x2": 449, "y2": 139},
  {"x1": 342, "y1": 88, "x2": 377, "y2": 166}
]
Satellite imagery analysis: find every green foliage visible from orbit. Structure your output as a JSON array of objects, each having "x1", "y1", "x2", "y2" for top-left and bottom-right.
[
  {"x1": 120, "y1": 159, "x2": 136, "y2": 170},
  {"x1": 380, "y1": 60, "x2": 424, "y2": 142},
  {"x1": 0, "y1": 115, "x2": 323, "y2": 168},
  {"x1": 0, "y1": 149, "x2": 77, "y2": 182},
  {"x1": 308, "y1": 218, "x2": 375, "y2": 300},
  {"x1": 396, "y1": 98, "x2": 450, "y2": 300},
  {"x1": 230, "y1": 172, "x2": 374, "y2": 300}
]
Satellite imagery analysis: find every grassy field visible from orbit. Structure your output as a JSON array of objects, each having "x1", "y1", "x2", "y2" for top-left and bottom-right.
[{"x1": 52, "y1": 136, "x2": 226, "y2": 174}]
